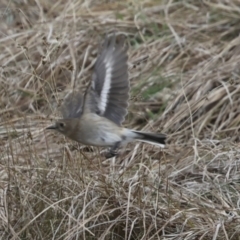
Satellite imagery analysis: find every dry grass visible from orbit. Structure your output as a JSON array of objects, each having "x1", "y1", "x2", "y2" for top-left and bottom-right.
[{"x1": 1, "y1": 0, "x2": 240, "y2": 239}]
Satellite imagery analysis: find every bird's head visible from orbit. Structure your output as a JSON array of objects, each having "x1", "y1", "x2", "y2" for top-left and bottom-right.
[{"x1": 46, "y1": 119, "x2": 78, "y2": 137}]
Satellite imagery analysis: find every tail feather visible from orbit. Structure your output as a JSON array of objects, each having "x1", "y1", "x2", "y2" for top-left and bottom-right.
[{"x1": 132, "y1": 131, "x2": 166, "y2": 147}]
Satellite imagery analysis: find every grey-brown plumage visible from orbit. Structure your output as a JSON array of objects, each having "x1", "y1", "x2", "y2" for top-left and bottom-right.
[
  {"x1": 47, "y1": 34, "x2": 166, "y2": 156},
  {"x1": 60, "y1": 91, "x2": 83, "y2": 118},
  {"x1": 84, "y1": 35, "x2": 129, "y2": 125}
]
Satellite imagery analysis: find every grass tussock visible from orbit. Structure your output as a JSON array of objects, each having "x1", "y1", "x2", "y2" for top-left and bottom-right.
[{"x1": 1, "y1": 0, "x2": 240, "y2": 239}]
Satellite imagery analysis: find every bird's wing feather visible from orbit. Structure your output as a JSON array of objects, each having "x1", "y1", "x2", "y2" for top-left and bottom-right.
[
  {"x1": 84, "y1": 35, "x2": 129, "y2": 126},
  {"x1": 60, "y1": 91, "x2": 84, "y2": 118}
]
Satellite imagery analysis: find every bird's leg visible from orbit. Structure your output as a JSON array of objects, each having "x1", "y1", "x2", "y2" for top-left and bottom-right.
[{"x1": 105, "y1": 141, "x2": 121, "y2": 159}]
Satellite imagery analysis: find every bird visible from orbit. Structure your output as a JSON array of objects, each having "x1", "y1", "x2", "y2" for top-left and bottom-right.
[{"x1": 46, "y1": 34, "x2": 166, "y2": 157}]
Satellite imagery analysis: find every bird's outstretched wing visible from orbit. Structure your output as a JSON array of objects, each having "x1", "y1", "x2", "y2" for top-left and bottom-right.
[
  {"x1": 60, "y1": 91, "x2": 84, "y2": 119},
  {"x1": 84, "y1": 35, "x2": 129, "y2": 126}
]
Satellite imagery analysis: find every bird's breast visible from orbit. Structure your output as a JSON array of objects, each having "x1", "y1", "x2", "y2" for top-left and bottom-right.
[{"x1": 70, "y1": 114, "x2": 122, "y2": 147}]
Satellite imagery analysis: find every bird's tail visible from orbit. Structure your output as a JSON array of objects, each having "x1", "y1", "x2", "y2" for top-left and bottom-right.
[{"x1": 132, "y1": 130, "x2": 166, "y2": 147}]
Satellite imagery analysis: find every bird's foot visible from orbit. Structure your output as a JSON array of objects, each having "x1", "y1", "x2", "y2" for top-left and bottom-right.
[
  {"x1": 105, "y1": 148, "x2": 119, "y2": 159},
  {"x1": 105, "y1": 142, "x2": 120, "y2": 159}
]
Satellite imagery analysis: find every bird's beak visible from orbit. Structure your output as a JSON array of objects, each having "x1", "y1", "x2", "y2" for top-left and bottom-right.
[{"x1": 46, "y1": 124, "x2": 56, "y2": 130}]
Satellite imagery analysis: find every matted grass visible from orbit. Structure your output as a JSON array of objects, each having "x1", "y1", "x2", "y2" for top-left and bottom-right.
[{"x1": 1, "y1": 0, "x2": 240, "y2": 239}]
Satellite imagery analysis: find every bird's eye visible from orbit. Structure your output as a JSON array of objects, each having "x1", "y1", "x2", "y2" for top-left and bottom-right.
[{"x1": 59, "y1": 122, "x2": 65, "y2": 128}]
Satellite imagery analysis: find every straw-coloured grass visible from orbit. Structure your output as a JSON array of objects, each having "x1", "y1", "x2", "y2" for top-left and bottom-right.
[{"x1": 1, "y1": 0, "x2": 240, "y2": 239}]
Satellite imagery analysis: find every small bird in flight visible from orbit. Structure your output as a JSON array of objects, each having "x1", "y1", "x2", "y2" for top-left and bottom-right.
[{"x1": 47, "y1": 34, "x2": 166, "y2": 157}]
